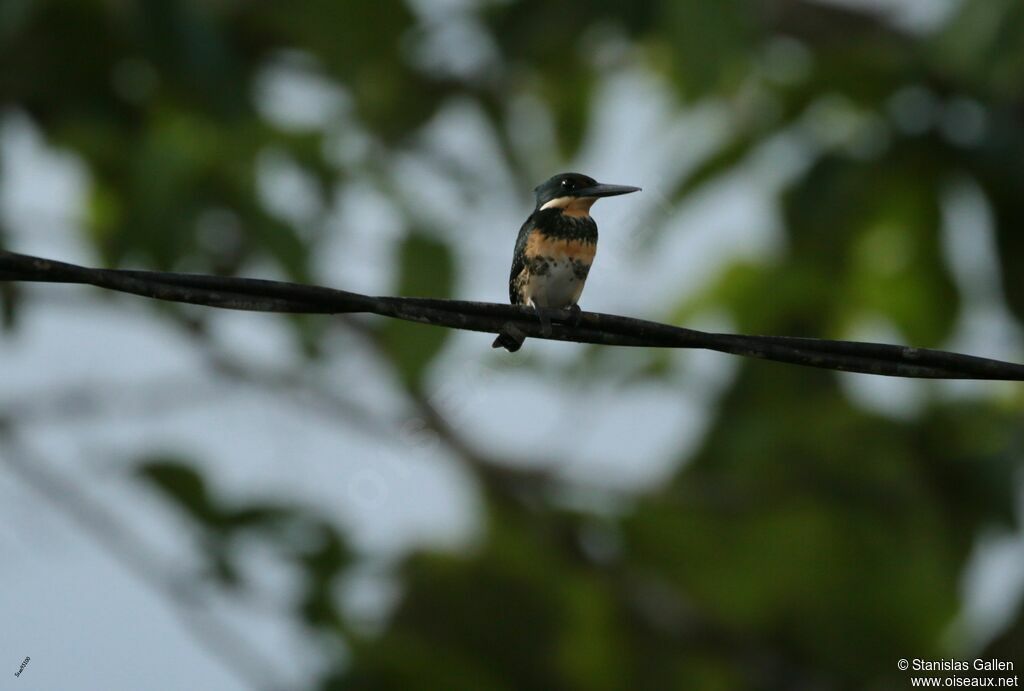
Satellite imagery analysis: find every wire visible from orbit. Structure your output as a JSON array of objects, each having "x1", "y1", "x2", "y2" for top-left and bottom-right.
[{"x1": 3, "y1": 250, "x2": 1023, "y2": 380}]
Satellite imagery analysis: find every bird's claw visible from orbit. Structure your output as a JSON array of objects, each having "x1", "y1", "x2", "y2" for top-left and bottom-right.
[
  {"x1": 492, "y1": 323, "x2": 526, "y2": 351},
  {"x1": 566, "y1": 304, "x2": 582, "y2": 328}
]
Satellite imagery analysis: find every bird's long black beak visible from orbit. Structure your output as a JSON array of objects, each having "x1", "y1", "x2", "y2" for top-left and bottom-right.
[{"x1": 576, "y1": 183, "x2": 642, "y2": 198}]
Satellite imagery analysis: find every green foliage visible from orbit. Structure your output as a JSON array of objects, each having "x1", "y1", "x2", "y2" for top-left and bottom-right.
[
  {"x1": 139, "y1": 457, "x2": 226, "y2": 527},
  {"x1": 137, "y1": 456, "x2": 351, "y2": 628},
  {"x1": 631, "y1": 368, "x2": 962, "y2": 679},
  {"x1": 783, "y1": 152, "x2": 959, "y2": 344},
  {"x1": 656, "y1": 0, "x2": 756, "y2": 101},
  {"x1": 6, "y1": 0, "x2": 1024, "y2": 688},
  {"x1": 930, "y1": 0, "x2": 1024, "y2": 100},
  {"x1": 979, "y1": 167, "x2": 1024, "y2": 325}
]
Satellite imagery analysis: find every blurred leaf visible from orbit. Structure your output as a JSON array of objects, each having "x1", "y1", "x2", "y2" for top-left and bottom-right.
[
  {"x1": 557, "y1": 576, "x2": 624, "y2": 690},
  {"x1": 977, "y1": 165, "x2": 1024, "y2": 326},
  {"x1": 0, "y1": 0, "x2": 33, "y2": 47},
  {"x1": 343, "y1": 635, "x2": 506, "y2": 691},
  {"x1": 538, "y1": 57, "x2": 594, "y2": 159},
  {"x1": 985, "y1": 608, "x2": 1024, "y2": 668},
  {"x1": 784, "y1": 152, "x2": 958, "y2": 344},
  {"x1": 915, "y1": 403, "x2": 1019, "y2": 530},
  {"x1": 839, "y1": 159, "x2": 958, "y2": 345},
  {"x1": 624, "y1": 365, "x2": 977, "y2": 684},
  {"x1": 256, "y1": 0, "x2": 443, "y2": 141},
  {"x1": 655, "y1": 0, "x2": 755, "y2": 101},
  {"x1": 227, "y1": 503, "x2": 296, "y2": 529},
  {"x1": 669, "y1": 260, "x2": 775, "y2": 333},
  {"x1": 347, "y1": 511, "x2": 570, "y2": 689},
  {"x1": 674, "y1": 132, "x2": 762, "y2": 200},
  {"x1": 931, "y1": 0, "x2": 1024, "y2": 101},
  {"x1": 245, "y1": 211, "x2": 312, "y2": 282},
  {"x1": 210, "y1": 550, "x2": 241, "y2": 588},
  {"x1": 137, "y1": 456, "x2": 227, "y2": 528},
  {"x1": 0, "y1": 283, "x2": 15, "y2": 333},
  {"x1": 138, "y1": 459, "x2": 355, "y2": 619},
  {"x1": 295, "y1": 524, "x2": 350, "y2": 632},
  {"x1": 379, "y1": 232, "x2": 455, "y2": 392},
  {"x1": 300, "y1": 523, "x2": 349, "y2": 575},
  {"x1": 128, "y1": 0, "x2": 246, "y2": 116}
]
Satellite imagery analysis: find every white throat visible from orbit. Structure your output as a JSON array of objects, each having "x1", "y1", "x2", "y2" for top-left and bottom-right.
[{"x1": 539, "y1": 196, "x2": 597, "y2": 216}]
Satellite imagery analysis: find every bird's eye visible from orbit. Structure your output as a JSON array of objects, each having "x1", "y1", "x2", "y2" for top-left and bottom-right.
[{"x1": 561, "y1": 179, "x2": 574, "y2": 190}]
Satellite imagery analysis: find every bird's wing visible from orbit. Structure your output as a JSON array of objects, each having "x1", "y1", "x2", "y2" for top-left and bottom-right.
[{"x1": 508, "y1": 214, "x2": 536, "y2": 305}]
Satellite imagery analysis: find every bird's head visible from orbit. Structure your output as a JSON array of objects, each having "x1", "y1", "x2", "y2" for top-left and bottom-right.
[{"x1": 533, "y1": 172, "x2": 641, "y2": 217}]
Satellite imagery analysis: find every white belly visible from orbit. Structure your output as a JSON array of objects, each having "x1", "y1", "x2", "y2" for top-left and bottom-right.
[{"x1": 524, "y1": 259, "x2": 585, "y2": 308}]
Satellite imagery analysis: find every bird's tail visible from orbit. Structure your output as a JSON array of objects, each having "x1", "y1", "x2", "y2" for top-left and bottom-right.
[{"x1": 492, "y1": 324, "x2": 525, "y2": 352}]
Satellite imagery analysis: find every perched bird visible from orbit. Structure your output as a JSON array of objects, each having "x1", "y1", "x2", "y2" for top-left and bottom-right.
[{"x1": 493, "y1": 172, "x2": 641, "y2": 352}]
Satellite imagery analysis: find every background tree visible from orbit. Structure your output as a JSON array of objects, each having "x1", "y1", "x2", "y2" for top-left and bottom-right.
[{"x1": 1, "y1": 0, "x2": 1023, "y2": 689}]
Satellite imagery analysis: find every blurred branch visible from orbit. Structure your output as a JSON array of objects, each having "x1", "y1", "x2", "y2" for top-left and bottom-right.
[
  {"x1": 338, "y1": 316, "x2": 558, "y2": 497},
  {"x1": 0, "y1": 424, "x2": 288, "y2": 691},
  {"x1": 0, "y1": 374, "x2": 227, "y2": 426},
  {"x1": 3, "y1": 250, "x2": 1024, "y2": 380},
  {"x1": 193, "y1": 326, "x2": 559, "y2": 504},
  {"x1": 764, "y1": 0, "x2": 907, "y2": 42}
]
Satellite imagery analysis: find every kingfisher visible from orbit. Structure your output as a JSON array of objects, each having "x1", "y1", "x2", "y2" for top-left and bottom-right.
[{"x1": 492, "y1": 172, "x2": 641, "y2": 352}]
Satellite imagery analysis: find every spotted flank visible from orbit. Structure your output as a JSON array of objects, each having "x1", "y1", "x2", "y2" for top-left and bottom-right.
[{"x1": 515, "y1": 229, "x2": 595, "y2": 308}]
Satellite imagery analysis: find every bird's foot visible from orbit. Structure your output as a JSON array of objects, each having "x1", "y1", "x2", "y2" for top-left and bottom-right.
[
  {"x1": 493, "y1": 324, "x2": 526, "y2": 352},
  {"x1": 566, "y1": 304, "x2": 582, "y2": 328}
]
